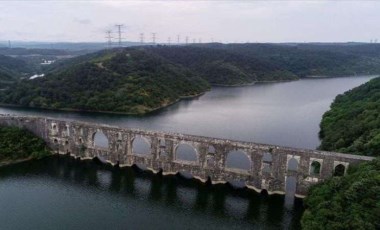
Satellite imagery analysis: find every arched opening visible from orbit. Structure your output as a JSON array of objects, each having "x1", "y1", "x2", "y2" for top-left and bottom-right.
[
  {"x1": 225, "y1": 150, "x2": 251, "y2": 171},
  {"x1": 65, "y1": 125, "x2": 70, "y2": 136},
  {"x1": 285, "y1": 176, "x2": 297, "y2": 208},
  {"x1": 132, "y1": 136, "x2": 151, "y2": 155},
  {"x1": 334, "y1": 164, "x2": 346, "y2": 176},
  {"x1": 175, "y1": 143, "x2": 197, "y2": 162},
  {"x1": 65, "y1": 140, "x2": 69, "y2": 145},
  {"x1": 178, "y1": 171, "x2": 193, "y2": 179},
  {"x1": 53, "y1": 138, "x2": 58, "y2": 144},
  {"x1": 159, "y1": 139, "x2": 166, "y2": 147},
  {"x1": 206, "y1": 155, "x2": 215, "y2": 167},
  {"x1": 287, "y1": 157, "x2": 298, "y2": 171},
  {"x1": 94, "y1": 131, "x2": 109, "y2": 149},
  {"x1": 206, "y1": 176, "x2": 212, "y2": 186},
  {"x1": 262, "y1": 152, "x2": 273, "y2": 162},
  {"x1": 260, "y1": 189, "x2": 269, "y2": 196},
  {"x1": 79, "y1": 137, "x2": 83, "y2": 144},
  {"x1": 310, "y1": 161, "x2": 321, "y2": 175},
  {"x1": 134, "y1": 163, "x2": 148, "y2": 171},
  {"x1": 208, "y1": 145, "x2": 215, "y2": 154},
  {"x1": 227, "y1": 179, "x2": 246, "y2": 189}
]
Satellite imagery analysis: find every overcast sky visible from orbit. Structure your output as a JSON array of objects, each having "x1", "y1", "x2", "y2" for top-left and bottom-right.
[{"x1": 0, "y1": 0, "x2": 379, "y2": 43}]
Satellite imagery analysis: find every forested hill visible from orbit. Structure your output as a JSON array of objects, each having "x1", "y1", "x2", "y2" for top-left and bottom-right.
[
  {"x1": 2, "y1": 44, "x2": 380, "y2": 114},
  {"x1": 200, "y1": 43, "x2": 380, "y2": 77},
  {"x1": 147, "y1": 46, "x2": 297, "y2": 85},
  {"x1": 319, "y1": 77, "x2": 380, "y2": 156},
  {"x1": 0, "y1": 54, "x2": 32, "y2": 88},
  {"x1": 303, "y1": 76, "x2": 380, "y2": 229},
  {"x1": 0, "y1": 48, "x2": 209, "y2": 114}
]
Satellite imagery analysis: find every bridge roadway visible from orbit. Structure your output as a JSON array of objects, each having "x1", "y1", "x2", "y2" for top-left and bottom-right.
[{"x1": 0, "y1": 115, "x2": 374, "y2": 197}]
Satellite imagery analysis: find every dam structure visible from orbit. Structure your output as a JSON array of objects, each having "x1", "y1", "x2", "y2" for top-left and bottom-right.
[{"x1": 0, "y1": 115, "x2": 374, "y2": 197}]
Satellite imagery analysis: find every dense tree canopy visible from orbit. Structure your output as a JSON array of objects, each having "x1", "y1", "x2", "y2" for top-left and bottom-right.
[
  {"x1": 2, "y1": 44, "x2": 380, "y2": 114},
  {"x1": 0, "y1": 125, "x2": 50, "y2": 162},
  {"x1": 0, "y1": 48, "x2": 209, "y2": 114},
  {"x1": 302, "y1": 77, "x2": 380, "y2": 229},
  {"x1": 319, "y1": 77, "x2": 380, "y2": 156},
  {"x1": 301, "y1": 158, "x2": 380, "y2": 230}
]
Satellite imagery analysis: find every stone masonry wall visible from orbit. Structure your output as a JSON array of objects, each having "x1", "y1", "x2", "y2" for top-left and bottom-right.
[{"x1": 0, "y1": 115, "x2": 374, "y2": 197}]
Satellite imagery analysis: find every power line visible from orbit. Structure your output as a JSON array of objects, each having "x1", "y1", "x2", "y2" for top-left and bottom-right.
[
  {"x1": 105, "y1": 30, "x2": 113, "y2": 49},
  {"x1": 152, "y1": 32, "x2": 156, "y2": 44},
  {"x1": 115, "y1": 24, "x2": 124, "y2": 47},
  {"x1": 140, "y1": 33, "x2": 144, "y2": 44}
]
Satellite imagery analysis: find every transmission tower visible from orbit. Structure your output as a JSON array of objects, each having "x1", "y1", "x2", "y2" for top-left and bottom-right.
[
  {"x1": 8, "y1": 40, "x2": 11, "y2": 48},
  {"x1": 192, "y1": 38, "x2": 196, "y2": 44},
  {"x1": 115, "y1": 24, "x2": 124, "y2": 47},
  {"x1": 198, "y1": 38, "x2": 202, "y2": 43},
  {"x1": 105, "y1": 30, "x2": 113, "y2": 49},
  {"x1": 185, "y1": 36, "x2": 189, "y2": 44},
  {"x1": 140, "y1": 33, "x2": 144, "y2": 44},
  {"x1": 167, "y1": 37, "x2": 171, "y2": 45},
  {"x1": 177, "y1": 35, "x2": 180, "y2": 44},
  {"x1": 152, "y1": 33, "x2": 156, "y2": 44}
]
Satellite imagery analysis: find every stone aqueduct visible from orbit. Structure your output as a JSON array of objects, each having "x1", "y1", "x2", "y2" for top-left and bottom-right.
[{"x1": 0, "y1": 115, "x2": 374, "y2": 197}]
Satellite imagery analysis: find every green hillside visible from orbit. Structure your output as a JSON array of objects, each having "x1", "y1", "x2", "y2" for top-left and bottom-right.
[
  {"x1": 319, "y1": 77, "x2": 380, "y2": 156},
  {"x1": 0, "y1": 48, "x2": 209, "y2": 114},
  {"x1": 148, "y1": 46, "x2": 297, "y2": 85}
]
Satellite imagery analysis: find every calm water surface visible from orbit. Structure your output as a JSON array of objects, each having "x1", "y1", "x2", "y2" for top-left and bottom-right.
[
  {"x1": 0, "y1": 76, "x2": 375, "y2": 149},
  {"x1": 0, "y1": 76, "x2": 376, "y2": 229}
]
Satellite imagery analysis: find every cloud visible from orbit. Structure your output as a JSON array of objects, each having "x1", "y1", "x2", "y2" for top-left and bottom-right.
[{"x1": 73, "y1": 18, "x2": 92, "y2": 25}]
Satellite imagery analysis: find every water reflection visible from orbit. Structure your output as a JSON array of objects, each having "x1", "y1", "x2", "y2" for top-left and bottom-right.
[{"x1": 0, "y1": 155, "x2": 303, "y2": 229}]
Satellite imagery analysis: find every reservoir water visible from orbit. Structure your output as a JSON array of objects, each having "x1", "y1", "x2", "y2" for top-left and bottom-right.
[{"x1": 0, "y1": 76, "x2": 376, "y2": 229}]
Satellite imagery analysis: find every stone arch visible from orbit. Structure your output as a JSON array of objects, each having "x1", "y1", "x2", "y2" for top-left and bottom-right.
[
  {"x1": 225, "y1": 150, "x2": 251, "y2": 171},
  {"x1": 93, "y1": 130, "x2": 109, "y2": 149},
  {"x1": 208, "y1": 145, "x2": 215, "y2": 154},
  {"x1": 334, "y1": 164, "x2": 346, "y2": 176},
  {"x1": 132, "y1": 136, "x2": 151, "y2": 155},
  {"x1": 53, "y1": 138, "x2": 58, "y2": 144},
  {"x1": 175, "y1": 143, "x2": 198, "y2": 162},
  {"x1": 178, "y1": 170, "x2": 193, "y2": 179},
  {"x1": 310, "y1": 161, "x2": 321, "y2": 175},
  {"x1": 287, "y1": 157, "x2": 299, "y2": 171},
  {"x1": 227, "y1": 179, "x2": 246, "y2": 189}
]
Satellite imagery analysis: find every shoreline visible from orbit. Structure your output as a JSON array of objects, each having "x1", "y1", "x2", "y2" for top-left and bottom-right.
[
  {"x1": 304, "y1": 74, "x2": 379, "y2": 79},
  {"x1": 0, "y1": 75, "x2": 375, "y2": 116},
  {"x1": 0, "y1": 91, "x2": 207, "y2": 116},
  {"x1": 211, "y1": 78, "x2": 298, "y2": 87},
  {"x1": 0, "y1": 156, "x2": 34, "y2": 167}
]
